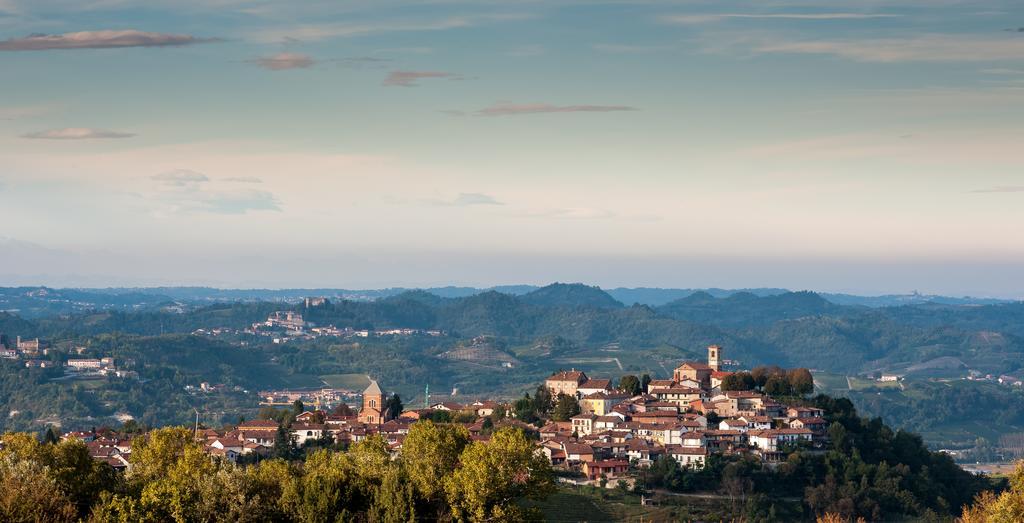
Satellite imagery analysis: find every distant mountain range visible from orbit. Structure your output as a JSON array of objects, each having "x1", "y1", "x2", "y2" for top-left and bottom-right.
[{"x1": 1, "y1": 283, "x2": 1015, "y2": 319}]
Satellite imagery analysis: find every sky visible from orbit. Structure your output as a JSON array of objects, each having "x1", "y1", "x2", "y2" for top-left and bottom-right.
[{"x1": 1, "y1": 0, "x2": 1023, "y2": 296}]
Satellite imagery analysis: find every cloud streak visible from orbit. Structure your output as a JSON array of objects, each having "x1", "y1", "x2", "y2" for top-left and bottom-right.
[
  {"x1": 0, "y1": 30, "x2": 218, "y2": 51},
  {"x1": 472, "y1": 102, "x2": 638, "y2": 117},
  {"x1": 255, "y1": 14, "x2": 530, "y2": 44},
  {"x1": 249, "y1": 52, "x2": 315, "y2": 70},
  {"x1": 21, "y1": 127, "x2": 134, "y2": 139},
  {"x1": 421, "y1": 192, "x2": 504, "y2": 207},
  {"x1": 383, "y1": 70, "x2": 459, "y2": 87},
  {"x1": 664, "y1": 12, "x2": 901, "y2": 24},
  {"x1": 753, "y1": 34, "x2": 1024, "y2": 62},
  {"x1": 149, "y1": 169, "x2": 280, "y2": 214},
  {"x1": 151, "y1": 169, "x2": 209, "y2": 186},
  {"x1": 972, "y1": 186, "x2": 1024, "y2": 193}
]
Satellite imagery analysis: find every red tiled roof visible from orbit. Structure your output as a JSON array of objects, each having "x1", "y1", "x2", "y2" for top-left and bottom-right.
[{"x1": 547, "y1": 370, "x2": 587, "y2": 382}]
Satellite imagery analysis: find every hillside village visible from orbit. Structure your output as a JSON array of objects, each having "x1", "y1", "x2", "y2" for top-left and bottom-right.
[{"x1": 55, "y1": 345, "x2": 828, "y2": 488}]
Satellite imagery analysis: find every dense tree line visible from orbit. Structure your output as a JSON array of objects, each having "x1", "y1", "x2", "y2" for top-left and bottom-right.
[
  {"x1": 641, "y1": 395, "x2": 995, "y2": 521},
  {"x1": 0, "y1": 423, "x2": 554, "y2": 522},
  {"x1": 720, "y1": 366, "x2": 815, "y2": 396}
]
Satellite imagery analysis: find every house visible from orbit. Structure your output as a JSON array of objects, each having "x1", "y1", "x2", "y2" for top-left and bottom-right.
[
  {"x1": 67, "y1": 359, "x2": 104, "y2": 369},
  {"x1": 290, "y1": 423, "x2": 325, "y2": 446},
  {"x1": 738, "y1": 415, "x2": 772, "y2": 431},
  {"x1": 546, "y1": 370, "x2": 588, "y2": 397},
  {"x1": 430, "y1": 402, "x2": 465, "y2": 412},
  {"x1": 580, "y1": 391, "x2": 629, "y2": 416},
  {"x1": 652, "y1": 386, "x2": 703, "y2": 409},
  {"x1": 786, "y1": 406, "x2": 824, "y2": 419},
  {"x1": 237, "y1": 420, "x2": 279, "y2": 446},
  {"x1": 673, "y1": 362, "x2": 713, "y2": 390},
  {"x1": 295, "y1": 410, "x2": 325, "y2": 424},
  {"x1": 667, "y1": 445, "x2": 707, "y2": 469},
  {"x1": 711, "y1": 371, "x2": 733, "y2": 390},
  {"x1": 577, "y1": 378, "x2": 613, "y2": 397},
  {"x1": 562, "y1": 442, "x2": 596, "y2": 463},
  {"x1": 582, "y1": 459, "x2": 630, "y2": 480},
  {"x1": 210, "y1": 437, "x2": 244, "y2": 454},
  {"x1": 719, "y1": 419, "x2": 749, "y2": 432},
  {"x1": 711, "y1": 391, "x2": 768, "y2": 417},
  {"x1": 789, "y1": 416, "x2": 828, "y2": 434},
  {"x1": 747, "y1": 428, "x2": 813, "y2": 453},
  {"x1": 646, "y1": 379, "x2": 676, "y2": 392},
  {"x1": 470, "y1": 400, "x2": 500, "y2": 417},
  {"x1": 571, "y1": 413, "x2": 597, "y2": 436},
  {"x1": 539, "y1": 421, "x2": 574, "y2": 439}
]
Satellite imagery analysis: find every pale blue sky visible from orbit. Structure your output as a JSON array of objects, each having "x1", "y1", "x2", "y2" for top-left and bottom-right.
[{"x1": 1, "y1": 1, "x2": 1023, "y2": 296}]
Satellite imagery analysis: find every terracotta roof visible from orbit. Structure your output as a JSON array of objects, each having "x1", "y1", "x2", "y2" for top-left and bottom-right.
[
  {"x1": 562, "y1": 443, "x2": 595, "y2": 455},
  {"x1": 677, "y1": 361, "x2": 712, "y2": 370},
  {"x1": 364, "y1": 380, "x2": 383, "y2": 395},
  {"x1": 547, "y1": 370, "x2": 587, "y2": 382},
  {"x1": 579, "y1": 379, "x2": 612, "y2": 390},
  {"x1": 667, "y1": 445, "x2": 707, "y2": 455},
  {"x1": 239, "y1": 419, "x2": 279, "y2": 428}
]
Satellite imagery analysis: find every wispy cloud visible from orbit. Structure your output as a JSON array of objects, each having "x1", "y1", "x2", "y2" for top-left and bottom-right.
[
  {"x1": 0, "y1": 104, "x2": 56, "y2": 120},
  {"x1": 423, "y1": 192, "x2": 504, "y2": 206},
  {"x1": 592, "y1": 43, "x2": 671, "y2": 54},
  {"x1": 254, "y1": 14, "x2": 529, "y2": 44},
  {"x1": 383, "y1": 70, "x2": 460, "y2": 87},
  {"x1": 981, "y1": 68, "x2": 1024, "y2": 75},
  {"x1": 249, "y1": 52, "x2": 315, "y2": 70},
  {"x1": 472, "y1": 102, "x2": 638, "y2": 117},
  {"x1": 223, "y1": 176, "x2": 263, "y2": 184},
  {"x1": 151, "y1": 169, "x2": 209, "y2": 186},
  {"x1": 972, "y1": 186, "x2": 1024, "y2": 193},
  {"x1": 753, "y1": 34, "x2": 1024, "y2": 62},
  {"x1": 149, "y1": 169, "x2": 280, "y2": 214},
  {"x1": 0, "y1": 30, "x2": 218, "y2": 51},
  {"x1": 21, "y1": 127, "x2": 134, "y2": 139},
  {"x1": 664, "y1": 13, "x2": 901, "y2": 24}
]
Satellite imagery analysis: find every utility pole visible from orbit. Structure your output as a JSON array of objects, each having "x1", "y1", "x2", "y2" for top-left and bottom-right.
[{"x1": 193, "y1": 408, "x2": 200, "y2": 439}]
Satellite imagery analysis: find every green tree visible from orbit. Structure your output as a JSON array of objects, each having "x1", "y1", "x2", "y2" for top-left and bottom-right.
[
  {"x1": 532, "y1": 386, "x2": 552, "y2": 415},
  {"x1": 444, "y1": 428, "x2": 555, "y2": 522},
  {"x1": 721, "y1": 372, "x2": 756, "y2": 391},
  {"x1": 128, "y1": 427, "x2": 200, "y2": 486},
  {"x1": 787, "y1": 368, "x2": 815, "y2": 395},
  {"x1": 0, "y1": 456, "x2": 77, "y2": 523},
  {"x1": 618, "y1": 375, "x2": 641, "y2": 396},
  {"x1": 272, "y1": 426, "x2": 294, "y2": 461},
  {"x1": 385, "y1": 394, "x2": 404, "y2": 419},
  {"x1": 764, "y1": 376, "x2": 792, "y2": 397},
  {"x1": 44, "y1": 425, "x2": 60, "y2": 444},
  {"x1": 401, "y1": 421, "x2": 470, "y2": 503},
  {"x1": 368, "y1": 465, "x2": 416, "y2": 523},
  {"x1": 640, "y1": 374, "x2": 652, "y2": 393},
  {"x1": 550, "y1": 394, "x2": 580, "y2": 422}
]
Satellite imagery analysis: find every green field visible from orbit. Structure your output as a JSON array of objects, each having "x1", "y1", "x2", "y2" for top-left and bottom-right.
[
  {"x1": 814, "y1": 372, "x2": 850, "y2": 392},
  {"x1": 320, "y1": 373, "x2": 371, "y2": 390},
  {"x1": 849, "y1": 377, "x2": 901, "y2": 391}
]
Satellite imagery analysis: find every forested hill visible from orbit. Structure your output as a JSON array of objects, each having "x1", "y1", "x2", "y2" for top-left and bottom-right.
[{"x1": 6, "y1": 285, "x2": 1024, "y2": 377}]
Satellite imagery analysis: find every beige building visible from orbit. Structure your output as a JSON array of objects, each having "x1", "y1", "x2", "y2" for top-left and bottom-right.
[
  {"x1": 546, "y1": 370, "x2": 588, "y2": 396},
  {"x1": 580, "y1": 391, "x2": 629, "y2": 415}
]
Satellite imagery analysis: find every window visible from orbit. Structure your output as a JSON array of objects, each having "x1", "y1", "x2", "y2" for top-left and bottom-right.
[{"x1": 370, "y1": 399, "x2": 377, "y2": 408}]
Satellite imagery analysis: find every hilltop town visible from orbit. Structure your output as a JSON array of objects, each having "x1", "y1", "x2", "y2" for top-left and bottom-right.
[{"x1": 54, "y1": 345, "x2": 825, "y2": 488}]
